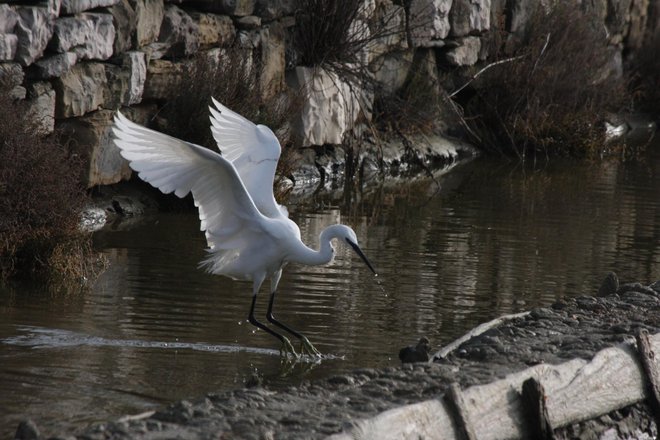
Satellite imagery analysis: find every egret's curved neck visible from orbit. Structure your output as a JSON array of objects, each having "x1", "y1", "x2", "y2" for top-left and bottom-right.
[{"x1": 290, "y1": 225, "x2": 345, "y2": 266}]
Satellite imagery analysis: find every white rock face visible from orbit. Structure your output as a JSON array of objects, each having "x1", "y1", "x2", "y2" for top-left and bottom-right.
[
  {"x1": 133, "y1": 0, "x2": 164, "y2": 48},
  {"x1": 33, "y1": 52, "x2": 78, "y2": 78},
  {"x1": 450, "y1": 0, "x2": 491, "y2": 36},
  {"x1": 60, "y1": 0, "x2": 119, "y2": 15},
  {"x1": 53, "y1": 62, "x2": 107, "y2": 118},
  {"x1": 446, "y1": 36, "x2": 481, "y2": 65},
  {"x1": 409, "y1": 0, "x2": 452, "y2": 47},
  {"x1": 50, "y1": 13, "x2": 115, "y2": 60},
  {"x1": 0, "y1": 5, "x2": 18, "y2": 33},
  {"x1": 14, "y1": 7, "x2": 53, "y2": 66},
  {"x1": 291, "y1": 66, "x2": 366, "y2": 146},
  {"x1": 0, "y1": 34, "x2": 17, "y2": 61}
]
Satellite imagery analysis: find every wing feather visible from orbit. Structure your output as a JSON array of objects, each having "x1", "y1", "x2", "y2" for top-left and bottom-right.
[
  {"x1": 209, "y1": 98, "x2": 289, "y2": 219},
  {"x1": 112, "y1": 112, "x2": 269, "y2": 257}
]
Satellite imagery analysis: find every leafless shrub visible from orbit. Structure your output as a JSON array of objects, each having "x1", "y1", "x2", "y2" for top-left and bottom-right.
[
  {"x1": 459, "y1": 3, "x2": 630, "y2": 160},
  {"x1": 0, "y1": 89, "x2": 92, "y2": 281}
]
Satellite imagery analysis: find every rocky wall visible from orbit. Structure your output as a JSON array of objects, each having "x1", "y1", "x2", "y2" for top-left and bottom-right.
[{"x1": 0, "y1": 0, "x2": 656, "y2": 187}]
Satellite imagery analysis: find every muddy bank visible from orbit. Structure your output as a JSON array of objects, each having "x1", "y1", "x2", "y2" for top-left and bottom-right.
[{"x1": 16, "y1": 275, "x2": 660, "y2": 439}]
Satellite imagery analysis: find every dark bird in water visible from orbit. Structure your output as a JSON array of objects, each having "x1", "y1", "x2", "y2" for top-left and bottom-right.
[{"x1": 399, "y1": 337, "x2": 431, "y2": 363}]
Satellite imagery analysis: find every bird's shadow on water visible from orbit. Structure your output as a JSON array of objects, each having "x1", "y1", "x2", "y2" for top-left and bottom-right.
[{"x1": 1, "y1": 326, "x2": 344, "y2": 365}]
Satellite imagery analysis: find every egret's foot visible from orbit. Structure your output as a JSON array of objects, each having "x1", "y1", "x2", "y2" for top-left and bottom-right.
[
  {"x1": 280, "y1": 337, "x2": 299, "y2": 358},
  {"x1": 300, "y1": 336, "x2": 322, "y2": 357}
]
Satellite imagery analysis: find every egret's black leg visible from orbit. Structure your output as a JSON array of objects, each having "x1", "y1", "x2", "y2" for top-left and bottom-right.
[
  {"x1": 266, "y1": 290, "x2": 321, "y2": 356},
  {"x1": 248, "y1": 295, "x2": 297, "y2": 357}
]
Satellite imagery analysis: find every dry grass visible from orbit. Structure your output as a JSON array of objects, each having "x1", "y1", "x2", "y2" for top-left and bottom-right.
[{"x1": 0, "y1": 89, "x2": 93, "y2": 281}]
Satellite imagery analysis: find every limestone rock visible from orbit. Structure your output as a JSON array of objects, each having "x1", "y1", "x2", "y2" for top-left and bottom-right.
[
  {"x1": 193, "y1": 13, "x2": 235, "y2": 49},
  {"x1": 104, "y1": 51, "x2": 146, "y2": 107},
  {"x1": 61, "y1": 0, "x2": 119, "y2": 15},
  {"x1": 0, "y1": 4, "x2": 19, "y2": 33},
  {"x1": 31, "y1": 52, "x2": 78, "y2": 78},
  {"x1": 107, "y1": 0, "x2": 136, "y2": 54},
  {"x1": 53, "y1": 62, "x2": 107, "y2": 118},
  {"x1": 58, "y1": 109, "x2": 133, "y2": 187},
  {"x1": 370, "y1": 3, "x2": 407, "y2": 58},
  {"x1": 46, "y1": 0, "x2": 61, "y2": 18},
  {"x1": 50, "y1": 14, "x2": 115, "y2": 61},
  {"x1": 0, "y1": 62, "x2": 24, "y2": 88},
  {"x1": 157, "y1": 4, "x2": 199, "y2": 57},
  {"x1": 371, "y1": 49, "x2": 413, "y2": 95},
  {"x1": 449, "y1": 0, "x2": 491, "y2": 36},
  {"x1": 193, "y1": 0, "x2": 255, "y2": 16},
  {"x1": 289, "y1": 66, "x2": 366, "y2": 146},
  {"x1": 26, "y1": 81, "x2": 56, "y2": 134},
  {"x1": 132, "y1": 0, "x2": 164, "y2": 48},
  {"x1": 409, "y1": 0, "x2": 452, "y2": 47},
  {"x1": 142, "y1": 59, "x2": 186, "y2": 100},
  {"x1": 14, "y1": 7, "x2": 53, "y2": 66},
  {"x1": 254, "y1": 0, "x2": 294, "y2": 21},
  {"x1": 446, "y1": 36, "x2": 480, "y2": 65},
  {"x1": 0, "y1": 34, "x2": 18, "y2": 61},
  {"x1": 259, "y1": 22, "x2": 284, "y2": 99}
]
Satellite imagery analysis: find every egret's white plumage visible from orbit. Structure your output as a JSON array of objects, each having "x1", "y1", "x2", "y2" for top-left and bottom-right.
[{"x1": 112, "y1": 100, "x2": 376, "y2": 357}]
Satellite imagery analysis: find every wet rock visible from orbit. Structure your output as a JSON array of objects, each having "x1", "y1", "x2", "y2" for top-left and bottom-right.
[{"x1": 598, "y1": 271, "x2": 619, "y2": 297}]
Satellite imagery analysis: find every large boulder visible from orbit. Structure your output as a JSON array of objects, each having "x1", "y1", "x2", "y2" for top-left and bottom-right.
[
  {"x1": 445, "y1": 36, "x2": 481, "y2": 65},
  {"x1": 61, "y1": 0, "x2": 119, "y2": 14},
  {"x1": 449, "y1": 0, "x2": 491, "y2": 36},
  {"x1": 142, "y1": 59, "x2": 186, "y2": 100},
  {"x1": 409, "y1": 0, "x2": 452, "y2": 47},
  {"x1": 49, "y1": 13, "x2": 115, "y2": 61},
  {"x1": 193, "y1": 12, "x2": 235, "y2": 49},
  {"x1": 53, "y1": 62, "x2": 107, "y2": 118},
  {"x1": 0, "y1": 5, "x2": 19, "y2": 33},
  {"x1": 14, "y1": 7, "x2": 53, "y2": 66},
  {"x1": 157, "y1": 4, "x2": 199, "y2": 57},
  {"x1": 104, "y1": 50, "x2": 146, "y2": 107},
  {"x1": 31, "y1": 52, "x2": 78, "y2": 78},
  {"x1": 289, "y1": 66, "x2": 367, "y2": 146},
  {"x1": 259, "y1": 22, "x2": 285, "y2": 99},
  {"x1": 106, "y1": 0, "x2": 136, "y2": 55},
  {"x1": 132, "y1": 0, "x2": 164, "y2": 48}
]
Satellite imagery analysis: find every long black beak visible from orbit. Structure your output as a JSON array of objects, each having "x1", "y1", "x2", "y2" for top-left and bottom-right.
[{"x1": 346, "y1": 238, "x2": 377, "y2": 274}]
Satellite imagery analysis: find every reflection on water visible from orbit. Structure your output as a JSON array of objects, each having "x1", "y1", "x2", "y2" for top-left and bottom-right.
[{"x1": 2, "y1": 145, "x2": 660, "y2": 437}]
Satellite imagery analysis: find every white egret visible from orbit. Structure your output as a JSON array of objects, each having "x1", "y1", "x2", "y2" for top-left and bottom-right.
[{"x1": 112, "y1": 99, "x2": 376, "y2": 357}]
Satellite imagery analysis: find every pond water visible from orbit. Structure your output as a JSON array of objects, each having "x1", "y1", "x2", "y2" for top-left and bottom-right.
[{"x1": 2, "y1": 144, "x2": 660, "y2": 437}]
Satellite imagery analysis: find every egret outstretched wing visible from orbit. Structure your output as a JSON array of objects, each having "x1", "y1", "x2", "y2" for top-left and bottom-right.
[
  {"x1": 209, "y1": 98, "x2": 288, "y2": 219},
  {"x1": 112, "y1": 112, "x2": 267, "y2": 253}
]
